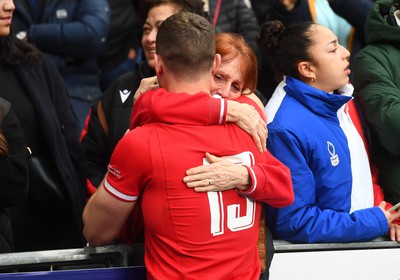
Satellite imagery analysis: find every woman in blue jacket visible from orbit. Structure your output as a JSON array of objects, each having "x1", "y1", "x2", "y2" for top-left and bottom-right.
[{"x1": 259, "y1": 20, "x2": 400, "y2": 243}]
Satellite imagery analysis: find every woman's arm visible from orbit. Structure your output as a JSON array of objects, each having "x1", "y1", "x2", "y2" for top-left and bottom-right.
[
  {"x1": 183, "y1": 151, "x2": 294, "y2": 208},
  {"x1": 131, "y1": 88, "x2": 267, "y2": 152}
]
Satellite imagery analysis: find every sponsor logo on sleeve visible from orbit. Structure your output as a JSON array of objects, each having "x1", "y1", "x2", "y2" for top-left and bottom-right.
[
  {"x1": 119, "y1": 89, "x2": 131, "y2": 103},
  {"x1": 107, "y1": 164, "x2": 121, "y2": 179}
]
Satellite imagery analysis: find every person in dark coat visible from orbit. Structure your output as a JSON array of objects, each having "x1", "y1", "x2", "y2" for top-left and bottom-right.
[
  {"x1": 0, "y1": 97, "x2": 29, "y2": 253},
  {"x1": 82, "y1": 62, "x2": 154, "y2": 191},
  {"x1": 12, "y1": 0, "x2": 110, "y2": 129},
  {"x1": 1, "y1": 0, "x2": 87, "y2": 251}
]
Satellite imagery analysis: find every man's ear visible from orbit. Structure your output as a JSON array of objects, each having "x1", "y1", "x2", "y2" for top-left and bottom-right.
[
  {"x1": 211, "y1": 54, "x2": 221, "y2": 75},
  {"x1": 298, "y1": 61, "x2": 316, "y2": 81},
  {"x1": 154, "y1": 54, "x2": 163, "y2": 76}
]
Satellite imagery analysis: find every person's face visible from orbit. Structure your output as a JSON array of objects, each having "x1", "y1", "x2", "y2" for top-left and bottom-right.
[
  {"x1": 0, "y1": 0, "x2": 14, "y2": 37},
  {"x1": 210, "y1": 56, "x2": 244, "y2": 100},
  {"x1": 307, "y1": 25, "x2": 351, "y2": 92},
  {"x1": 141, "y1": 4, "x2": 179, "y2": 69}
]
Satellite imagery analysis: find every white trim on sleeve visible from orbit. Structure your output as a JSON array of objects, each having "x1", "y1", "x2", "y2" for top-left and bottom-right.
[
  {"x1": 218, "y1": 98, "x2": 225, "y2": 124},
  {"x1": 104, "y1": 179, "x2": 138, "y2": 202},
  {"x1": 244, "y1": 166, "x2": 257, "y2": 195}
]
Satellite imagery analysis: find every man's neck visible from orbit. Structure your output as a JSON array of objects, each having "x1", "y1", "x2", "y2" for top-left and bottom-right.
[
  {"x1": 167, "y1": 82, "x2": 211, "y2": 95},
  {"x1": 159, "y1": 75, "x2": 211, "y2": 95}
]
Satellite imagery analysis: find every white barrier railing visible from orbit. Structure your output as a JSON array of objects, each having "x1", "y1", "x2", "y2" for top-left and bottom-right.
[{"x1": 270, "y1": 237, "x2": 400, "y2": 280}]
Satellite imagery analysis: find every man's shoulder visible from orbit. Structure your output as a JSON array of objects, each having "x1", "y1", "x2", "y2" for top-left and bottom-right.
[
  {"x1": 112, "y1": 126, "x2": 156, "y2": 161},
  {"x1": 122, "y1": 124, "x2": 161, "y2": 143}
]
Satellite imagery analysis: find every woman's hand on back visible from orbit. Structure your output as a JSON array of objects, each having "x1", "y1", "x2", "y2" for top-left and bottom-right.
[{"x1": 183, "y1": 153, "x2": 251, "y2": 192}]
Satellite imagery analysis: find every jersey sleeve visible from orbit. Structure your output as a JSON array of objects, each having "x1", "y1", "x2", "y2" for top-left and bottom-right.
[
  {"x1": 103, "y1": 128, "x2": 152, "y2": 202},
  {"x1": 130, "y1": 89, "x2": 227, "y2": 129},
  {"x1": 238, "y1": 150, "x2": 294, "y2": 208}
]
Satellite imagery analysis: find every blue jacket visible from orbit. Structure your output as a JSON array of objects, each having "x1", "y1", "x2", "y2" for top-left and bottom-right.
[
  {"x1": 265, "y1": 77, "x2": 388, "y2": 243},
  {"x1": 13, "y1": 0, "x2": 110, "y2": 127}
]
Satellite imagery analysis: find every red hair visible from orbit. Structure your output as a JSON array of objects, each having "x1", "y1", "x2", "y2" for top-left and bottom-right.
[{"x1": 215, "y1": 33, "x2": 258, "y2": 94}]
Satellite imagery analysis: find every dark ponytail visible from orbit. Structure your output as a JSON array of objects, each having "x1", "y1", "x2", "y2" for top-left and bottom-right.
[
  {"x1": 257, "y1": 20, "x2": 315, "y2": 80},
  {"x1": 257, "y1": 20, "x2": 285, "y2": 56}
]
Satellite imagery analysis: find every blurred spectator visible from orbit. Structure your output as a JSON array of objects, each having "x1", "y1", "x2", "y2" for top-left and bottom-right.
[
  {"x1": 250, "y1": 0, "x2": 272, "y2": 24},
  {"x1": 0, "y1": 98, "x2": 29, "y2": 253},
  {"x1": 354, "y1": 0, "x2": 400, "y2": 206},
  {"x1": 206, "y1": 0, "x2": 259, "y2": 54},
  {"x1": 259, "y1": 20, "x2": 400, "y2": 243},
  {"x1": 1, "y1": 0, "x2": 87, "y2": 251},
  {"x1": 12, "y1": 0, "x2": 110, "y2": 129},
  {"x1": 98, "y1": 0, "x2": 141, "y2": 91}
]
